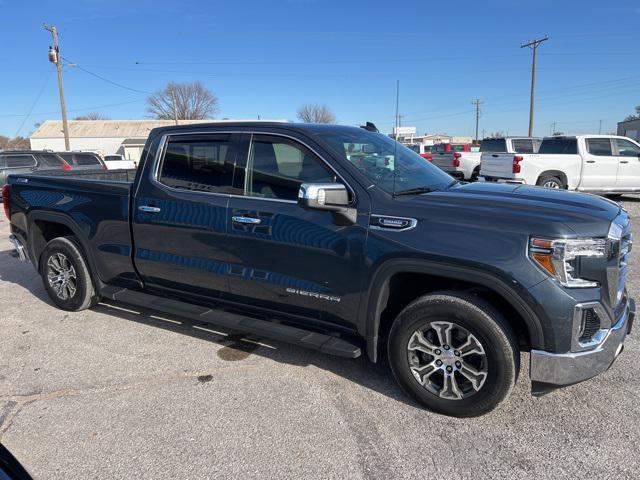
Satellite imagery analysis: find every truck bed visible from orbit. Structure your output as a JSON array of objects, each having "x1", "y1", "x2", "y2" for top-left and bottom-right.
[{"x1": 7, "y1": 169, "x2": 137, "y2": 288}]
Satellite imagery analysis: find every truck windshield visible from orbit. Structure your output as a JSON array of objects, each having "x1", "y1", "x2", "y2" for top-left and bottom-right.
[
  {"x1": 315, "y1": 129, "x2": 453, "y2": 194},
  {"x1": 538, "y1": 137, "x2": 578, "y2": 155},
  {"x1": 479, "y1": 139, "x2": 507, "y2": 152}
]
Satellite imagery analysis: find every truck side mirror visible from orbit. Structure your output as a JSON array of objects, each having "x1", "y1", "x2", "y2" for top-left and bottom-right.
[{"x1": 297, "y1": 183, "x2": 356, "y2": 224}]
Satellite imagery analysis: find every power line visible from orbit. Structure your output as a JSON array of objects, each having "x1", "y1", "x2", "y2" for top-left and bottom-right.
[
  {"x1": 14, "y1": 67, "x2": 55, "y2": 137},
  {"x1": 0, "y1": 98, "x2": 146, "y2": 119},
  {"x1": 61, "y1": 56, "x2": 151, "y2": 94}
]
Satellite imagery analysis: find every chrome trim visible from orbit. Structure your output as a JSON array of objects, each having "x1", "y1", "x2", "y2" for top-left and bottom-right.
[
  {"x1": 570, "y1": 302, "x2": 612, "y2": 351},
  {"x1": 231, "y1": 216, "x2": 261, "y2": 225},
  {"x1": 369, "y1": 214, "x2": 418, "y2": 232},
  {"x1": 8, "y1": 234, "x2": 29, "y2": 263},
  {"x1": 149, "y1": 130, "x2": 357, "y2": 206},
  {"x1": 530, "y1": 298, "x2": 633, "y2": 386},
  {"x1": 138, "y1": 206, "x2": 161, "y2": 213}
]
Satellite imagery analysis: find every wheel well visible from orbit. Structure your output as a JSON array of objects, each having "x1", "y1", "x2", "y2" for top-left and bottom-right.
[
  {"x1": 32, "y1": 220, "x2": 75, "y2": 266},
  {"x1": 377, "y1": 272, "x2": 532, "y2": 352},
  {"x1": 537, "y1": 170, "x2": 567, "y2": 188}
]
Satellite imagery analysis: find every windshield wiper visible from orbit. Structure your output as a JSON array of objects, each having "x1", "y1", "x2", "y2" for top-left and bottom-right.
[{"x1": 394, "y1": 186, "x2": 437, "y2": 196}]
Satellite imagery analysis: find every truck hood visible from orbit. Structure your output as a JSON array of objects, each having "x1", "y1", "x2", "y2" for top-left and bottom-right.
[{"x1": 402, "y1": 182, "x2": 621, "y2": 237}]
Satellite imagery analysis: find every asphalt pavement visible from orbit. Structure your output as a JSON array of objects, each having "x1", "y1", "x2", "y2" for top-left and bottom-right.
[{"x1": 1, "y1": 198, "x2": 639, "y2": 479}]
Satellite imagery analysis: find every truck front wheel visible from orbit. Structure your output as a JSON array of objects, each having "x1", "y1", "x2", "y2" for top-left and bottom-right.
[
  {"x1": 40, "y1": 237, "x2": 99, "y2": 311},
  {"x1": 536, "y1": 175, "x2": 565, "y2": 189},
  {"x1": 387, "y1": 292, "x2": 519, "y2": 417}
]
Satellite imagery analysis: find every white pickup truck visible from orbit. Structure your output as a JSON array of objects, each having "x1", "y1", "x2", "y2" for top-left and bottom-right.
[
  {"x1": 479, "y1": 135, "x2": 640, "y2": 193},
  {"x1": 432, "y1": 137, "x2": 539, "y2": 181}
]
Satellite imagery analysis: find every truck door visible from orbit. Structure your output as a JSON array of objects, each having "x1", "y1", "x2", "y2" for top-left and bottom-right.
[
  {"x1": 581, "y1": 138, "x2": 618, "y2": 189},
  {"x1": 613, "y1": 138, "x2": 640, "y2": 189},
  {"x1": 132, "y1": 132, "x2": 242, "y2": 300},
  {"x1": 223, "y1": 132, "x2": 369, "y2": 329}
]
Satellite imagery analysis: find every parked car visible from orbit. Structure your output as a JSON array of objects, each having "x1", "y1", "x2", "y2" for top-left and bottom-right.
[
  {"x1": 56, "y1": 151, "x2": 107, "y2": 171},
  {"x1": 433, "y1": 138, "x2": 541, "y2": 181},
  {"x1": 4, "y1": 122, "x2": 634, "y2": 417},
  {"x1": 0, "y1": 150, "x2": 71, "y2": 186},
  {"x1": 409, "y1": 144, "x2": 434, "y2": 161},
  {"x1": 479, "y1": 135, "x2": 640, "y2": 193},
  {"x1": 102, "y1": 154, "x2": 136, "y2": 170}
]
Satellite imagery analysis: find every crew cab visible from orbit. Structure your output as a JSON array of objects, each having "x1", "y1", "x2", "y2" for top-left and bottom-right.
[
  {"x1": 480, "y1": 135, "x2": 640, "y2": 193},
  {"x1": 3, "y1": 122, "x2": 635, "y2": 417}
]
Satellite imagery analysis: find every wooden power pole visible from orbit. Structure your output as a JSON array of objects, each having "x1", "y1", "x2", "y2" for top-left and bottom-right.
[
  {"x1": 521, "y1": 35, "x2": 549, "y2": 137},
  {"x1": 44, "y1": 24, "x2": 70, "y2": 150}
]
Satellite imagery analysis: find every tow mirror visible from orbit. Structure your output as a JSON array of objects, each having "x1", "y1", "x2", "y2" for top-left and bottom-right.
[{"x1": 298, "y1": 183, "x2": 356, "y2": 224}]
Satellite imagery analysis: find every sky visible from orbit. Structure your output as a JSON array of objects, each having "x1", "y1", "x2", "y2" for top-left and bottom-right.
[{"x1": 0, "y1": 0, "x2": 639, "y2": 139}]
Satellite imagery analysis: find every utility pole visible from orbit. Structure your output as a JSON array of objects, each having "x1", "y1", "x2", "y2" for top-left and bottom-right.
[
  {"x1": 44, "y1": 24, "x2": 70, "y2": 150},
  {"x1": 170, "y1": 88, "x2": 179, "y2": 125},
  {"x1": 598, "y1": 119, "x2": 602, "y2": 134},
  {"x1": 521, "y1": 35, "x2": 549, "y2": 137},
  {"x1": 550, "y1": 121, "x2": 557, "y2": 136},
  {"x1": 471, "y1": 99, "x2": 483, "y2": 143}
]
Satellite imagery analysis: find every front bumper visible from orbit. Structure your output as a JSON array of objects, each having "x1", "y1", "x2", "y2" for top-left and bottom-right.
[{"x1": 530, "y1": 298, "x2": 635, "y2": 387}]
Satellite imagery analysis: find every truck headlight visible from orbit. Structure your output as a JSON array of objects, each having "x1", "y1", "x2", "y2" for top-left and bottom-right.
[{"x1": 529, "y1": 237, "x2": 606, "y2": 288}]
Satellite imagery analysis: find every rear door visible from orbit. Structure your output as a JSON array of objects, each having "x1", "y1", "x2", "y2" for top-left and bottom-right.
[
  {"x1": 223, "y1": 131, "x2": 369, "y2": 328},
  {"x1": 132, "y1": 132, "x2": 241, "y2": 300},
  {"x1": 614, "y1": 138, "x2": 640, "y2": 189},
  {"x1": 582, "y1": 138, "x2": 618, "y2": 188}
]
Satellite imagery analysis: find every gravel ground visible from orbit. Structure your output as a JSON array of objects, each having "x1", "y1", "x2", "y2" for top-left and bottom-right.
[{"x1": 1, "y1": 198, "x2": 640, "y2": 479}]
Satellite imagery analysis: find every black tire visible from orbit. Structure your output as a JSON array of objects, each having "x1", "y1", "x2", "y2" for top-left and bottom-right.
[
  {"x1": 470, "y1": 167, "x2": 480, "y2": 182},
  {"x1": 536, "y1": 175, "x2": 565, "y2": 189},
  {"x1": 39, "y1": 236, "x2": 99, "y2": 311},
  {"x1": 387, "y1": 291, "x2": 519, "y2": 417},
  {"x1": 605, "y1": 194, "x2": 623, "y2": 200}
]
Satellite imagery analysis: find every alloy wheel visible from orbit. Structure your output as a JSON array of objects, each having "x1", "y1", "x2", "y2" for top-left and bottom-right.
[
  {"x1": 46, "y1": 253, "x2": 77, "y2": 300},
  {"x1": 407, "y1": 321, "x2": 488, "y2": 400}
]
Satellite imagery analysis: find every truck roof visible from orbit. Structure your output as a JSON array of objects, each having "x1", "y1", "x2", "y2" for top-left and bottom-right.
[{"x1": 148, "y1": 121, "x2": 369, "y2": 137}]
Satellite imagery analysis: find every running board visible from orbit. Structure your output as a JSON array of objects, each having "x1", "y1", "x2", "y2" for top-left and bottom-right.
[{"x1": 100, "y1": 286, "x2": 361, "y2": 358}]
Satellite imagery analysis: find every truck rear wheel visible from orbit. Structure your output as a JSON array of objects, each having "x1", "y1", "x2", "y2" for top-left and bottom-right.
[
  {"x1": 40, "y1": 236, "x2": 99, "y2": 311},
  {"x1": 387, "y1": 291, "x2": 519, "y2": 417},
  {"x1": 536, "y1": 175, "x2": 565, "y2": 189}
]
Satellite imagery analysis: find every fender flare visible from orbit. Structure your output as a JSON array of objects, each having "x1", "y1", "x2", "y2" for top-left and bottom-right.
[
  {"x1": 26, "y1": 210, "x2": 102, "y2": 288},
  {"x1": 359, "y1": 258, "x2": 546, "y2": 362}
]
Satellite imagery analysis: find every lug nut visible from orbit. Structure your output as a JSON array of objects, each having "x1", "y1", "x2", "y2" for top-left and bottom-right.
[
  {"x1": 454, "y1": 350, "x2": 460, "y2": 356},
  {"x1": 455, "y1": 361, "x2": 461, "y2": 368},
  {"x1": 444, "y1": 345, "x2": 450, "y2": 350},
  {"x1": 435, "y1": 349, "x2": 441, "y2": 355},
  {"x1": 446, "y1": 366, "x2": 453, "y2": 373},
  {"x1": 435, "y1": 360, "x2": 443, "y2": 366}
]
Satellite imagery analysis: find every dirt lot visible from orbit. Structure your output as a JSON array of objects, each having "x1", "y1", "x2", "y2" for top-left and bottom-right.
[{"x1": 1, "y1": 198, "x2": 639, "y2": 479}]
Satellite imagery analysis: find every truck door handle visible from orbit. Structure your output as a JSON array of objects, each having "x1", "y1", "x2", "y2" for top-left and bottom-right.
[
  {"x1": 620, "y1": 160, "x2": 629, "y2": 164},
  {"x1": 232, "y1": 216, "x2": 261, "y2": 225},
  {"x1": 138, "y1": 206, "x2": 161, "y2": 213},
  {"x1": 586, "y1": 160, "x2": 596, "y2": 163}
]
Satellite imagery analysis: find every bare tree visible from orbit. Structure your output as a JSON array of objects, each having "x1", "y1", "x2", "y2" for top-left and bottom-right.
[
  {"x1": 146, "y1": 81, "x2": 219, "y2": 120},
  {"x1": 488, "y1": 131, "x2": 506, "y2": 138},
  {"x1": 0, "y1": 135, "x2": 30, "y2": 150},
  {"x1": 297, "y1": 104, "x2": 336, "y2": 124},
  {"x1": 624, "y1": 105, "x2": 640, "y2": 122},
  {"x1": 74, "y1": 112, "x2": 110, "y2": 120}
]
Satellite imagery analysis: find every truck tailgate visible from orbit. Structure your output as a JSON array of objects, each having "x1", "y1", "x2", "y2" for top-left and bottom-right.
[
  {"x1": 432, "y1": 152, "x2": 454, "y2": 171},
  {"x1": 480, "y1": 153, "x2": 515, "y2": 179}
]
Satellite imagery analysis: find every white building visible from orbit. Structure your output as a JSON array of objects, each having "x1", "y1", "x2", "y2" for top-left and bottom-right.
[{"x1": 30, "y1": 119, "x2": 214, "y2": 162}]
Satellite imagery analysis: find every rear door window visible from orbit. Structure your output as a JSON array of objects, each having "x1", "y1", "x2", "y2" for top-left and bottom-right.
[
  {"x1": 538, "y1": 138, "x2": 578, "y2": 154},
  {"x1": 5, "y1": 155, "x2": 36, "y2": 168},
  {"x1": 75, "y1": 153, "x2": 102, "y2": 166},
  {"x1": 158, "y1": 134, "x2": 235, "y2": 193},
  {"x1": 479, "y1": 139, "x2": 507, "y2": 153},
  {"x1": 39, "y1": 154, "x2": 66, "y2": 167},
  {"x1": 586, "y1": 138, "x2": 613, "y2": 156},
  {"x1": 511, "y1": 139, "x2": 534, "y2": 154}
]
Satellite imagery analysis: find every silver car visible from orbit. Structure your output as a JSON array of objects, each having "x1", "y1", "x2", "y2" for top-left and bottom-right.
[{"x1": 0, "y1": 150, "x2": 70, "y2": 185}]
